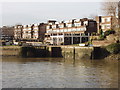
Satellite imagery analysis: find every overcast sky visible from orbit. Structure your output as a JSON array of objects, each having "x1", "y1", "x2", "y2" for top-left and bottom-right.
[{"x1": 1, "y1": 2, "x2": 103, "y2": 26}]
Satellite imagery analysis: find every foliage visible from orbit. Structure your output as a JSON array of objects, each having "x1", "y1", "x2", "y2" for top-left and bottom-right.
[
  {"x1": 106, "y1": 43, "x2": 120, "y2": 54},
  {"x1": 85, "y1": 40, "x2": 93, "y2": 46},
  {"x1": 101, "y1": 1, "x2": 118, "y2": 29},
  {"x1": 92, "y1": 32, "x2": 96, "y2": 36},
  {"x1": 99, "y1": 35, "x2": 105, "y2": 40},
  {"x1": 18, "y1": 42, "x2": 22, "y2": 46},
  {"x1": 99, "y1": 29, "x2": 103, "y2": 35},
  {"x1": 104, "y1": 29, "x2": 115, "y2": 36}
]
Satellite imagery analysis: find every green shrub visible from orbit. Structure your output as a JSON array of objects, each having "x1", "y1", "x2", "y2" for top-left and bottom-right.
[
  {"x1": 18, "y1": 41, "x2": 22, "y2": 46},
  {"x1": 104, "y1": 29, "x2": 115, "y2": 36},
  {"x1": 99, "y1": 29, "x2": 103, "y2": 35},
  {"x1": 106, "y1": 43, "x2": 120, "y2": 54},
  {"x1": 99, "y1": 35, "x2": 105, "y2": 40},
  {"x1": 92, "y1": 32, "x2": 96, "y2": 36}
]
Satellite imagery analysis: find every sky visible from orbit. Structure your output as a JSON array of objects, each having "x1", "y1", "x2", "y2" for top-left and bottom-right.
[{"x1": 0, "y1": 0, "x2": 104, "y2": 26}]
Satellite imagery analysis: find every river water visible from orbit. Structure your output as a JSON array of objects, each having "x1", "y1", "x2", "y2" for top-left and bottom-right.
[{"x1": 2, "y1": 57, "x2": 119, "y2": 88}]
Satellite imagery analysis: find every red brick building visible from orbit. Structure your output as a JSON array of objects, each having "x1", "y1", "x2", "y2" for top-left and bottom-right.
[
  {"x1": 96, "y1": 16, "x2": 113, "y2": 33},
  {"x1": 14, "y1": 23, "x2": 47, "y2": 42},
  {"x1": 14, "y1": 25, "x2": 23, "y2": 40},
  {"x1": 44, "y1": 18, "x2": 97, "y2": 45}
]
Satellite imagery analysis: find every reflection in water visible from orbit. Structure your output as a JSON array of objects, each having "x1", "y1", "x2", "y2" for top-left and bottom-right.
[{"x1": 2, "y1": 57, "x2": 118, "y2": 88}]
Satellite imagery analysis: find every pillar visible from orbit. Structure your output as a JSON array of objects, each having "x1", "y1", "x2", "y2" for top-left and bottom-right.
[
  {"x1": 80, "y1": 33, "x2": 82, "y2": 43},
  {"x1": 71, "y1": 33, "x2": 73, "y2": 44}
]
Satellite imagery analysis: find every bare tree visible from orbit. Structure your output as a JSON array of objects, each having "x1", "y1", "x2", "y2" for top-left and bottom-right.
[
  {"x1": 101, "y1": 0, "x2": 118, "y2": 16},
  {"x1": 118, "y1": 1, "x2": 120, "y2": 28},
  {"x1": 101, "y1": 0, "x2": 119, "y2": 30}
]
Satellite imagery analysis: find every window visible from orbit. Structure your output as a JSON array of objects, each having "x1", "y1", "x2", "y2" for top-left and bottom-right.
[
  {"x1": 52, "y1": 25, "x2": 56, "y2": 29},
  {"x1": 84, "y1": 21, "x2": 88, "y2": 26},
  {"x1": 61, "y1": 30, "x2": 63, "y2": 32},
  {"x1": 59, "y1": 25, "x2": 64, "y2": 28},
  {"x1": 76, "y1": 28, "x2": 80, "y2": 31},
  {"x1": 34, "y1": 27, "x2": 38, "y2": 29},
  {"x1": 102, "y1": 25, "x2": 105, "y2": 29},
  {"x1": 72, "y1": 28, "x2": 76, "y2": 31},
  {"x1": 46, "y1": 26, "x2": 50, "y2": 29},
  {"x1": 26, "y1": 31, "x2": 28, "y2": 33},
  {"x1": 75, "y1": 23, "x2": 81, "y2": 27},
  {"x1": 68, "y1": 24, "x2": 72, "y2": 27},
  {"x1": 68, "y1": 29, "x2": 71, "y2": 32},
  {"x1": 107, "y1": 25, "x2": 110, "y2": 28},
  {"x1": 106, "y1": 18, "x2": 111, "y2": 22},
  {"x1": 102, "y1": 18, "x2": 105, "y2": 23},
  {"x1": 64, "y1": 29, "x2": 67, "y2": 32}
]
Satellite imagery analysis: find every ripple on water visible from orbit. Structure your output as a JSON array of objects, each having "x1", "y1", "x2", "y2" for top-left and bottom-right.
[{"x1": 2, "y1": 57, "x2": 119, "y2": 88}]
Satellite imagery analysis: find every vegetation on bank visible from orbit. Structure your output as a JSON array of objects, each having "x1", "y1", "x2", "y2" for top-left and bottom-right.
[
  {"x1": 103, "y1": 43, "x2": 120, "y2": 60},
  {"x1": 98, "y1": 29, "x2": 115, "y2": 40},
  {"x1": 105, "y1": 53, "x2": 120, "y2": 60},
  {"x1": 106, "y1": 43, "x2": 120, "y2": 54},
  {"x1": 104, "y1": 29, "x2": 115, "y2": 36}
]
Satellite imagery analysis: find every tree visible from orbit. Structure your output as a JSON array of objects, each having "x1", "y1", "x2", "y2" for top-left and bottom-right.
[
  {"x1": 118, "y1": 1, "x2": 120, "y2": 28},
  {"x1": 101, "y1": 0, "x2": 119, "y2": 30},
  {"x1": 99, "y1": 29, "x2": 103, "y2": 35}
]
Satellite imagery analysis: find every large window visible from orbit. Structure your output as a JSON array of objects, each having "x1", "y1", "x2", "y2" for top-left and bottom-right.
[
  {"x1": 75, "y1": 23, "x2": 81, "y2": 27},
  {"x1": 68, "y1": 29, "x2": 71, "y2": 32},
  {"x1": 72, "y1": 28, "x2": 76, "y2": 31},
  {"x1": 52, "y1": 25, "x2": 56, "y2": 29},
  {"x1": 64, "y1": 29, "x2": 67, "y2": 32},
  {"x1": 34, "y1": 27, "x2": 38, "y2": 29},
  {"x1": 59, "y1": 24, "x2": 64, "y2": 28}
]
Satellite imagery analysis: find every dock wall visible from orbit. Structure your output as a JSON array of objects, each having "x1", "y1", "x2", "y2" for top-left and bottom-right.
[
  {"x1": 0, "y1": 46, "x2": 108, "y2": 59},
  {"x1": 0, "y1": 46, "x2": 21, "y2": 56}
]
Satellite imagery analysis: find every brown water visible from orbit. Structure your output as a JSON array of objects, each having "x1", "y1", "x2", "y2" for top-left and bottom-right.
[{"x1": 2, "y1": 57, "x2": 119, "y2": 88}]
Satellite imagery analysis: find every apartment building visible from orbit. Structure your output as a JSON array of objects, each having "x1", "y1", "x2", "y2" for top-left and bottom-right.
[
  {"x1": 22, "y1": 24, "x2": 33, "y2": 40},
  {"x1": 14, "y1": 25, "x2": 23, "y2": 40},
  {"x1": 96, "y1": 16, "x2": 118, "y2": 33},
  {"x1": 14, "y1": 23, "x2": 47, "y2": 42},
  {"x1": 32, "y1": 23, "x2": 47, "y2": 42},
  {"x1": 44, "y1": 18, "x2": 97, "y2": 45}
]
